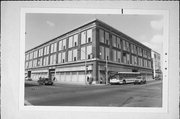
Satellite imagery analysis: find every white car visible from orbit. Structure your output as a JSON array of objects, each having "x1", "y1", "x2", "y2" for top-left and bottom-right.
[{"x1": 134, "y1": 76, "x2": 146, "y2": 84}]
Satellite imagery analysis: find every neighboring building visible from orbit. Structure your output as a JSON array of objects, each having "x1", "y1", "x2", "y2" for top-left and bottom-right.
[
  {"x1": 25, "y1": 19, "x2": 153, "y2": 85},
  {"x1": 151, "y1": 50, "x2": 162, "y2": 78}
]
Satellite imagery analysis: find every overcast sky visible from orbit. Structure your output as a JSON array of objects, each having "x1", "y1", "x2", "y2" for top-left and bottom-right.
[{"x1": 25, "y1": 13, "x2": 164, "y2": 55}]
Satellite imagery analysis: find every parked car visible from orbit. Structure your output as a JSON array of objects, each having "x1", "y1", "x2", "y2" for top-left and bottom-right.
[
  {"x1": 134, "y1": 76, "x2": 146, "y2": 85},
  {"x1": 37, "y1": 77, "x2": 54, "y2": 85},
  {"x1": 154, "y1": 76, "x2": 162, "y2": 80}
]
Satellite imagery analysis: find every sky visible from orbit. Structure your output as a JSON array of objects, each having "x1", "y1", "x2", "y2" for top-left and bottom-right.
[{"x1": 26, "y1": 13, "x2": 164, "y2": 55}]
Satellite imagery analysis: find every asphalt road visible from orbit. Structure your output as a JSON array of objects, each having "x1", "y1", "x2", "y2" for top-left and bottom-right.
[{"x1": 25, "y1": 80, "x2": 162, "y2": 107}]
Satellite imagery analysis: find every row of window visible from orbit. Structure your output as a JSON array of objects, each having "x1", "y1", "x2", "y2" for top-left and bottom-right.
[
  {"x1": 99, "y1": 46, "x2": 152, "y2": 68},
  {"x1": 99, "y1": 29, "x2": 151, "y2": 59},
  {"x1": 26, "y1": 29, "x2": 93, "y2": 61},
  {"x1": 25, "y1": 45, "x2": 93, "y2": 69}
]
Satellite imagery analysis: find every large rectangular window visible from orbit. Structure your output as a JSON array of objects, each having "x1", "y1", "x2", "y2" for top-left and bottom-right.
[
  {"x1": 29, "y1": 52, "x2": 33, "y2": 60},
  {"x1": 68, "y1": 50, "x2": 72, "y2": 62},
  {"x1": 117, "y1": 51, "x2": 121, "y2": 63},
  {"x1": 62, "y1": 52, "x2": 65, "y2": 63},
  {"x1": 25, "y1": 62, "x2": 28, "y2": 68},
  {"x1": 87, "y1": 45, "x2": 92, "y2": 59},
  {"x1": 44, "y1": 45, "x2": 49, "y2": 55},
  {"x1": 37, "y1": 58, "x2": 42, "y2": 66},
  {"x1": 134, "y1": 56, "x2": 137, "y2": 65},
  {"x1": 62, "y1": 39, "x2": 66, "y2": 50},
  {"x1": 112, "y1": 35, "x2": 116, "y2": 47},
  {"x1": 127, "y1": 54, "x2": 130, "y2": 64},
  {"x1": 117, "y1": 37, "x2": 121, "y2": 49},
  {"x1": 126, "y1": 42, "x2": 130, "y2": 52},
  {"x1": 33, "y1": 59, "x2": 37, "y2": 67},
  {"x1": 112, "y1": 49, "x2": 117, "y2": 62},
  {"x1": 123, "y1": 40, "x2": 126, "y2": 51},
  {"x1": 26, "y1": 54, "x2": 29, "y2": 61},
  {"x1": 33, "y1": 51, "x2": 38, "y2": 58},
  {"x1": 81, "y1": 47, "x2": 86, "y2": 60},
  {"x1": 29, "y1": 61, "x2": 32, "y2": 68},
  {"x1": 59, "y1": 40, "x2": 62, "y2": 51},
  {"x1": 105, "y1": 47, "x2": 110, "y2": 60},
  {"x1": 99, "y1": 29, "x2": 104, "y2": 43},
  {"x1": 50, "y1": 54, "x2": 56, "y2": 65},
  {"x1": 131, "y1": 44, "x2": 134, "y2": 53},
  {"x1": 73, "y1": 34, "x2": 78, "y2": 47},
  {"x1": 81, "y1": 31, "x2": 86, "y2": 44},
  {"x1": 105, "y1": 32, "x2": 109, "y2": 45},
  {"x1": 51, "y1": 43, "x2": 57, "y2": 53},
  {"x1": 68, "y1": 36, "x2": 73, "y2": 48},
  {"x1": 38, "y1": 48, "x2": 43, "y2": 57},
  {"x1": 123, "y1": 53, "x2": 127, "y2": 64},
  {"x1": 58, "y1": 52, "x2": 62, "y2": 63},
  {"x1": 87, "y1": 29, "x2": 92, "y2": 43},
  {"x1": 100, "y1": 46, "x2": 105, "y2": 60},
  {"x1": 73, "y1": 49, "x2": 77, "y2": 61},
  {"x1": 43, "y1": 56, "x2": 49, "y2": 66}
]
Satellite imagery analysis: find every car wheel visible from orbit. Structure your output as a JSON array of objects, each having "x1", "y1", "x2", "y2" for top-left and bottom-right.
[{"x1": 123, "y1": 80, "x2": 126, "y2": 84}]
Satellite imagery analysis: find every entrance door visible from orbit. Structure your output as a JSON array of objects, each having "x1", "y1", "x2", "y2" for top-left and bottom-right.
[
  {"x1": 49, "y1": 69, "x2": 55, "y2": 80},
  {"x1": 27, "y1": 71, "x2": 31, "y2": 78}
]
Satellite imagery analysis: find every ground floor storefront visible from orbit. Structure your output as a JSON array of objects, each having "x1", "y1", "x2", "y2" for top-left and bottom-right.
[{"x1": 25, "y1": 60, "x2": 153, "y2": 85}]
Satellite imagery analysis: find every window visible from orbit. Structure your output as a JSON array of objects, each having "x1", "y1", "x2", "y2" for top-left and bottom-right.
[
  {"x1": 62, "y1": 52, "x2": 65, "y2": 63},
  {"x1": 58, "y1": 52, "x2": 62, "y2": 63},
  {"x1": 25, "y1": 62, "x2": 28, "y2": 68},
  {"x1": 33, "y1": 51, "x2": 38, "y2": 58},
  {"x1": 87, "y1": 29, "x2": 92, "y2": 43},
  {"x1": 131, "y1": 55, "x2": 134, "y2": 65},
  {"x1": 59, "y1": 40, "x2": 62, "y2": 51},
  {"x1": 73, "y1": 34, "x2": 78, "y2": 47},
  {"x1": 50, "y1": 54, "x2": 56, "y2": 65},
  {"x1": 68, "y1": 50, "x2": 72, "y2": 62},
  {"x1": 43, "y1": 56, "x2": 49, "y2": 66},
  {"x1": 117, "y1": 37, "x2": 121, "y2": 49},
  {"x1": 51, "y1": 43, "x2": 57, "y2": 53},
  {"x1": 123, "y1": 40, "x2": 126, "y2": 51},
  {"x1": 126, "y1": 42, "x2": 130, "y2": 51},
  {"x1": 29, "y1": 61, "x2": 32, "y2": 68},
  {"x1": 117, "y1": 51, "x2": 121, "y2": 63},
  {"x1": 100, "y1": 46, "x2": 105, "y2": 60},
  {"x1": 29, "y1": 52, "x2": 33, "y2": 60},
  {"x1": 112, "y1": 35, "x2": 116, "y2": 47},
  {"x1": 33, "y1": 60, "x2": 37, "y2": 67},
  {"x1": 105, "y1": 47, "x2": 109, "y2": 60},
  {"x1": 26, "y1": 54, "x2": 29, "y2": 61},
  {"x1": 81, "y1": 47, "x2": 86, "y2": 60},
  {"x1": 105, "y1": 32, "x2": 109, "y2": 45},
  {"x1": 38, "y1": 48, "x2": 43, "y2": 57},
  {"x1": 134, "y1": 56, "x2": 137, "y2": 65},
  {"x1": 134, "y1": 45, "x2": 137, "y2": 54},
  {"x1": 131, "y1": 44, "x2": 134, "y2": 53},
  {"x1": 99, "y1": 29, "x2": 104, "y2": 43},
  {"x1": 123, "y1": 53, "x2": 127, "y2": 64},
  {"x1": 62, "y1": 39, "x2": 66, "y2": 50},
  {"x1": 73, "y1": 49, "x2": 77, "y2": 61},
  {"x1": 81, "y1": 31, "x2": 86, "y2": 44},
  {"x1": 127, "y1": 54, "x2": 130, "y2": 64},
  {"x1": 37, "y1": 58, "x2": 42, "y2": 66},
  {"x1": 44, "y1": 45, "x2": 49, "y2": 55},
  {"x1": 87, "y1": 45, "x2": 92, "y2": 59},
  {"x1": 69, "y1": 36, "x2": 73, "y2": 48},
  {"x1": 113, "y1": 49, "x2": 117, "y2": 62}
]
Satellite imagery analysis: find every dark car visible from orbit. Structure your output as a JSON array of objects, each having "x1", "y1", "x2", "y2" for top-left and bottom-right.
[{"x1": 37, "y1": 77, "x2": 54, "y2": 85}]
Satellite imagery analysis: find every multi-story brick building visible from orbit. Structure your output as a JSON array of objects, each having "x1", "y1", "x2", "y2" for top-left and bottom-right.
[{"x1": 25, "y1": 19, "x2": 153, "y2": 85}]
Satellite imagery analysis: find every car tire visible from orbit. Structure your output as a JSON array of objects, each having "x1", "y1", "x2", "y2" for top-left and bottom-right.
[{"x1": 123, "y1": 80, "x2": 126, "y2": 84}]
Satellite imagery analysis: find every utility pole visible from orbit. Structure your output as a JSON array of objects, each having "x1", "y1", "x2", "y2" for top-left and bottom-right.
[{"x1": 106, "y1": 56, "x2": 108, "y2": 85}]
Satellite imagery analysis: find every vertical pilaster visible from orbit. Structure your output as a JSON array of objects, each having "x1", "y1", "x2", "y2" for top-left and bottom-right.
[
  {"x1": 65, "y1": 37, "x2": 69, "y2": 62},
  {"x1": 77, "y1": 33, "x2": 81, "y2": 60}
]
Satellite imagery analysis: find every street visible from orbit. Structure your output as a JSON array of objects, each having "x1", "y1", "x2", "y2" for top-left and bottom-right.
[{"x1": 25, "y1": 80, "x2": 162, "y2": 107}]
